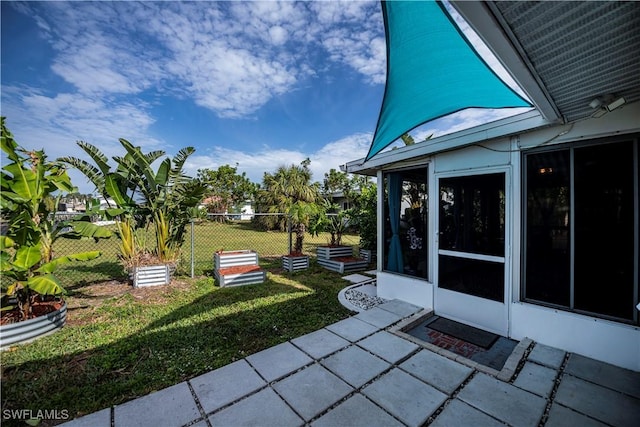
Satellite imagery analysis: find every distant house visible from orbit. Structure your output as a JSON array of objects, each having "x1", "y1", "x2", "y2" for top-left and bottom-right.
[
  {"x1": 200, "y1": 197, "x2": 254, "y2": 220},
  {"x1": 329, "y1": 191, "x2": 355, "y2": 211},
  {"x1": 229, "y1": 201, "x2": 255, "y2": 221},
  {"x1": 345, "y1": 1, "x2": 639, "y2": 371}
]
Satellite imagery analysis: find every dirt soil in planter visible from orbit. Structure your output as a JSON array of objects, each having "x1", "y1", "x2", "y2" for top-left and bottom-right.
[
  {"x1": 218, "y1": 265, "x2": 263, "y2": 275},
  {"x1": 216, "y1": 250, "x2": 254, "y2": 255},
  {"x1": 0, "y1": 298, "x2": 64, "y2": 326},
  {"x1": 284, "y1": 252, "x2": 307, "y2": 257}
]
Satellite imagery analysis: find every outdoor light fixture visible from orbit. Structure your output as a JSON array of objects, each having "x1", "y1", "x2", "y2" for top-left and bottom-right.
[
  {"x1": 606, "y1": 96, "x2": 626, "y2": 112},
  {"x1": 589, "y1": 94, "x2": 626, "y2": 118},
  {"x1": 589, "y1": 98, "x2": 603, "y2": 109}
]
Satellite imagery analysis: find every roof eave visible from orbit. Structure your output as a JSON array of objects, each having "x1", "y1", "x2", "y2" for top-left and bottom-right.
[
  {"x1": 343, "y1": 109, "x2": 553, "y2": 175},
  {"x1": 450, "y1": 0, "x2": 563, "y2": 123}
]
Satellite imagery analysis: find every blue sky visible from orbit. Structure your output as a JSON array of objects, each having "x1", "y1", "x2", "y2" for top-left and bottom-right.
[{"x1": 1, "y1": 1, "x2": 529, "y2": 194}]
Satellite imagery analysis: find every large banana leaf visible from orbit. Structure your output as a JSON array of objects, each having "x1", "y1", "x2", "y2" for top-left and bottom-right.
[
  {"x1": 57, "y1": 156, "x2": 105, "y2": 192},
  {"x1": 13, "y1": 245, "x2": 42, "y2": 270},
  {"x1": 77, "y1": 140, "x2": 111, "y2": 175},
  {"x1": 170, "y1": 147, "x2": 195, "y2": 181},
  {"x1": 27, "y1": 274, "x2": 65, "y2": 296},
  {"x1": 0, "y1": 119, "x2": 21, "y2": 162},
  {"x1": 119, "y1": 139, "x2": 156, "y2": 190},
  {"x1": 65, "y1": 221, "x2": 113, "y2": 240},
  {"x1": 154, "y1": 158, "x2": 171, "y2": 187},
  {"x1": 7, "y1": 210, "x2": 40, "y2": 246},
  {"x1": 0, "y1": 251, "x2": 13, "y2": 273},
  {"x1": 0, "y1": 236, "x2": 15, "y2": 250},
  {"x1": 105, "y1": 207, "x2": 126, "y2": 218},
  {"x1": 36, "y1": 251, "x2": 102, "y2": 273},
  {"x1": 3, "y1": 163, "x2": 37, "y2": 203},
  {"x1": 48, "y1": 168, "x2": 75, "y2": 194},
  {"x1": 105, "y1": 173, "x2": 135, "y2": 208}
]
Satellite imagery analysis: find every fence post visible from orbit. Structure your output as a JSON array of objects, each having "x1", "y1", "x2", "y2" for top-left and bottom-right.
[
  {"x1": 190, "y1": 218, "x2": 195, "y2": 278},
  {"x1": 287, "y1": 214, "x2": 292, "y2": 255}
]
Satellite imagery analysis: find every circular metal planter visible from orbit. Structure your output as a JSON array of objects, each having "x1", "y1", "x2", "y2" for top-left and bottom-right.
[{"x1": 0, "y1": 302, "x2": 67, "y2": 348}]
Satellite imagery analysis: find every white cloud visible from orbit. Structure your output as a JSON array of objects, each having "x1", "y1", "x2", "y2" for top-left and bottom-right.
[
  {"x1": 312, "y1": 1, "x2": 386, "y2": 85},
  {"x1": 8, "y1": 1, "x2": 384, "y2": 120},
  {"x1": 269, "y1": 26, "x2": 288, "y2": 45},
  {"x1": 1, "y1": 86, "x2": 164, "y2": 194},
  {"x1": 185, "y1": 132, "x2": 372, "y2": 186}
]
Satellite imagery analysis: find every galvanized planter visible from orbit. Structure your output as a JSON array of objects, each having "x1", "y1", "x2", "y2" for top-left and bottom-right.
[
  {"x1": 131, "y1": 264, "x2": 171, "y2": 288},
  {"x1": 217, "y1": 266, "x2": 266, "y2": 287},
  {"x1": 317, "y1": 258, "x2": 369, "y2": 274},
  {"x1": 316, "y1": 246, "x2": 353, "y2": 260},
  {"x1": 0, "y1": 302, "x2": 67, "y2": 348},
  {"x1": 359, "y1": 249, "x2": 376, "y2": 263},
  {"x1": 282, "y1": 255, "x2": 310, "y2": 272},
  {"x1": 214, "y1": 250, "x2": 259, "y2": 270},
  {"x1": 214, "y1": 250, "x2": 265, "y2": 287}
]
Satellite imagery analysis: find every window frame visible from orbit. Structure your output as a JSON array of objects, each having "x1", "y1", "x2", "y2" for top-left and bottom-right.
[
  {"x1": 381, "y1": 165, "x2": 430, "y2": 281},
  {"x1": 521, "y1": 135, "x2": 639, "y2": 325},
  {"x1": 437, "y1": 170, "x2": 507, "y2": 303}
]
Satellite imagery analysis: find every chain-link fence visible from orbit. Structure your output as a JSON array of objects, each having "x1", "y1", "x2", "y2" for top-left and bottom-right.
[{"x1": 47, "y1": 213, "x2": 361, "y2": 286}]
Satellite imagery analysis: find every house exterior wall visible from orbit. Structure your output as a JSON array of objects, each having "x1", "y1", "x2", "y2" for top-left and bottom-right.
[
  {"x1": 374, "y1": 103, "x2": 640, "y2": 371},
  {"x1": 376, "y1": 271, "x2": 434, "y2": 308}
]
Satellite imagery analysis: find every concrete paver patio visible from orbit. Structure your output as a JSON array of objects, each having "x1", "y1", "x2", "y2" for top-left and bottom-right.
[{"x1": 61, "y1": 299, "x2": 640, "y2": 427}]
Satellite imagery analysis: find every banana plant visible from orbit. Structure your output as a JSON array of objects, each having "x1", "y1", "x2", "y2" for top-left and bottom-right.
[
  {"x1": 60, "y1": 138, "x2": 206, "y2": 267},
  {"x1": 309, "y1": 199, "x2": 350, "y2": 246},
  {"x1": 1, "y1": 118, "x2": 108, "y2": 319},
  {"x1": 1, "y1": 237, "x2": 100, "y2": 319}
]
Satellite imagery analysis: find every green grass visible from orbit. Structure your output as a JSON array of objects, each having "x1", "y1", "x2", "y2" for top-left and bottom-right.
[
  {"x1": 51, "y1": 220, "x2": 362, "y2": 285},
  {"x1": 1, "y1": 265, "x2": 353, "y2": 424}
]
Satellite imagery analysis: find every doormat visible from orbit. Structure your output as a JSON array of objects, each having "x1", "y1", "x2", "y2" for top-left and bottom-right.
[{"x1": 427, "y1": 317, "x2": 499, "y2": 349}]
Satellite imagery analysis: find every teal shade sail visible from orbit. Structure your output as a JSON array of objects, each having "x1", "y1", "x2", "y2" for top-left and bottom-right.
[{"x1": 366, "y1": 1, "x2": 532, "y2": 161}]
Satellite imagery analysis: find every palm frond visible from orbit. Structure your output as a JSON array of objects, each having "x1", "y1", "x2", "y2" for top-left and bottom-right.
[
  {"x1": 170, "y1": 147, "x2": 195, "y2": 181},
  {"x1": 76, "y1": 141, "x2": 111, "y2": 175},
  {"x1": 57, "y1": 157, "x2": 105, "y2": 193},
  {"x1": 145, "y1": 150, "x2": 165, "y2": 164}
]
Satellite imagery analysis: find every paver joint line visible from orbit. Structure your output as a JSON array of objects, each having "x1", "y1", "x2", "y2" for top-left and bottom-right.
[
  {"x1": 186, "y1": 381, "x2": 211, "y2": 427},
  {"x1": 534, "y1": 349, "x2": 570, "y2": 426}
]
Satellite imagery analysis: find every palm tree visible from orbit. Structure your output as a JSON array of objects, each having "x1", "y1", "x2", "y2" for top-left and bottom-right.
[{"x1": 258, "y1": 161, "x2": 320, "y2": 253}]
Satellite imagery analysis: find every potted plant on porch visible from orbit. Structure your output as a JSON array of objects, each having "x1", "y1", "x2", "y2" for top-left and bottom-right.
[
  {"x1": 60, "y1": 139, "x2": 206, "y2": 287},
  {"x1": 0, "y1": 119, "x2": 111, "y2": 346}
]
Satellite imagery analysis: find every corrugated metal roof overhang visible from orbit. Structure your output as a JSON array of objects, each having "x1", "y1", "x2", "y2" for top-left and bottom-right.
[{"x1": 456, "y1": 1, "x2": 640, "y2": 123}]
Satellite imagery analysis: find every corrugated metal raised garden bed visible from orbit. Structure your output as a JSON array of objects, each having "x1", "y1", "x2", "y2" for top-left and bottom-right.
[
  {"x1": 317, "y1": 256, "x2": 369, "y2": 274},
  {"x1": 214, "y1": 250, "x2": 265, "y2": 287},
  {"x1": 0, "y1": 301, "x2": 67, "y2": 348},
  {"x1": 130, "y1": 264, "x2": 171, "y2": 288},
  {"x1": 316, "y1": 245, "x2": 353, "y2": 260},
  {"x1": 282, "y1": 253, "x2": 310, "y2": 272}
]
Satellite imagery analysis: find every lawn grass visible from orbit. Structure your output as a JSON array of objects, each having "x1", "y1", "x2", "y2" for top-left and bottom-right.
[
  {"x1": 1, "y1": 264, "x2": 354, "y2": 425},
  {"x1": 51, "y1": 220, "x2": 362, "y2": 285}
]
